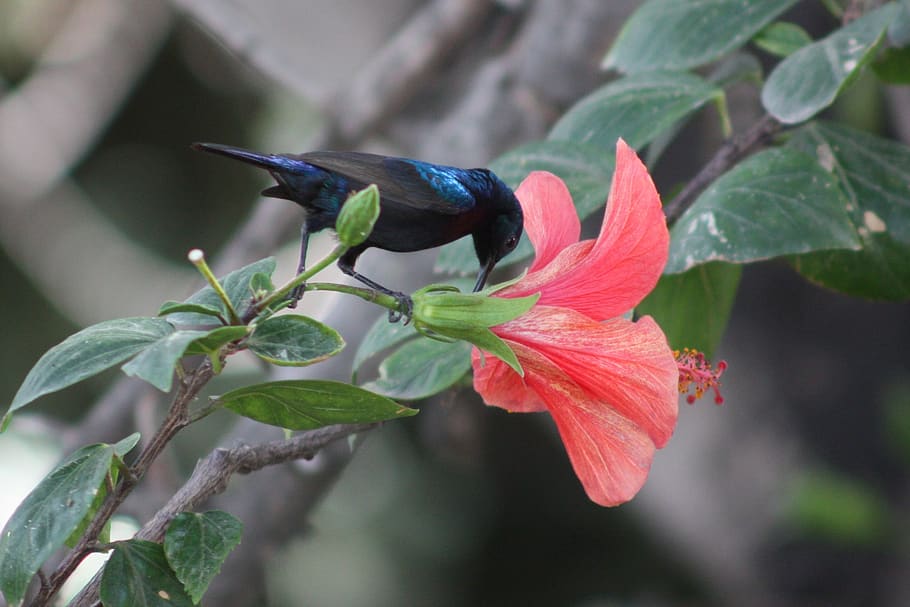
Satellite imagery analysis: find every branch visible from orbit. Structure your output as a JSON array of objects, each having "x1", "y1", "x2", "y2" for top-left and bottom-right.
[
  {"x1": 65, "y1": 422, "x2": 375, "y2": 607},
  {"x1": 142, "y1": 422, "x2": 376, "y2": 540},
  {"x1": 29, "y1": 362, "x2": 214, "y2": 607},
  {"x1": 663, "y1": 114, "x2": 783, "y2": 224}
]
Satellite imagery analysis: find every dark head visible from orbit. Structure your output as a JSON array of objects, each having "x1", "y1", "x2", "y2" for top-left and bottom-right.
[{"x1": 471, "y1": 171, "x2": 523, "y2": 291}]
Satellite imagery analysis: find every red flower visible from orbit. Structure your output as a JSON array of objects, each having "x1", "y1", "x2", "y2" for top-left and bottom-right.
[{"x1": 472, "y1": 139, "x2": 678, "y2": 506}]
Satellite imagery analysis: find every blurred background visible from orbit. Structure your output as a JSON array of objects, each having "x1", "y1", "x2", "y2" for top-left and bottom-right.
[{"x1": 2, "y1": 0, "x2": 909, "y2": 605}]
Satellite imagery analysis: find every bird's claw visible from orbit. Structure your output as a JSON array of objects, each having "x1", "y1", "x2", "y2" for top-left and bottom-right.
[
  {"x1": 387, "y1": 294, "x2": 413, "y2": 324},
  {"x1": 286, "y1": 283, "x2": 306, "y2": 309}
]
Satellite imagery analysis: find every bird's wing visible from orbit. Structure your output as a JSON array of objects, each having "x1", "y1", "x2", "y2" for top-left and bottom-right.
[{"x1": 299, "y1": 152, "x2": 476, "y2": 215}]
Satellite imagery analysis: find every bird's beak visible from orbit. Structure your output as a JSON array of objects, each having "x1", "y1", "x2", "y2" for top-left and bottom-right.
[{"x1": 473, "y1": 256, "x2": 497, "y2": 292}]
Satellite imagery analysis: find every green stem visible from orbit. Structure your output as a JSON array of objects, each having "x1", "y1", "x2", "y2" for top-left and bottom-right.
[
  {"x1": 189, "y1": 249, "x2": 240, "y2": 324},
  {"x1": 304, "y1": 282, "x2": 401, "y2": 312},
  {"x1": 256, "y1": 244, "x2": 348, "y2": 314}
]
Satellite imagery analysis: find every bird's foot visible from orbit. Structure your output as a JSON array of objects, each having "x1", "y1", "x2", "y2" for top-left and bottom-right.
[
  {"x1": 387, "y1": 293, "x2": 413, "y2": 324},
  {"x1": 286, "y1": 283, "x2": 306, "y2": 309}
]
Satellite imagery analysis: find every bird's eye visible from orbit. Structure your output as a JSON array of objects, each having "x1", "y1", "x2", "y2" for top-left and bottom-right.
[{"x1": 505, "y1": 235, "x2": 518, "y2": 250}]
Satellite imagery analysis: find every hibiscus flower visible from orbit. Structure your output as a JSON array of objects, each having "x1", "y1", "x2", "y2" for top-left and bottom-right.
[{"x1": 472, "y1": 139, "x2": 679, "y2": 507}]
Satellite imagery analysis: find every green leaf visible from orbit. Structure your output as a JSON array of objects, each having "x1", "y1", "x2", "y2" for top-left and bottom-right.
[
  {"x1": 247, "y1": 314, "x2": 345, "y2": 366},
  {"x1": 5, "y1": 318, "x2": 174, "y2": 427},
  {"x1": 889, "y1": 0, "x2": 910, "y2": 46},
  {"x1": 66, "y1": 433, "x2": 140, "y2": 550},
  {"x1": 248, "y1": 271, "x2": 275, "y2": 299},
  {"x1": 167, "y1": 257, "x2": 277, "y2": 326},
  {"x1": 706, "y1": 52, "x2": 764, "y2": 89},
  {"x1": 164, "y1": 511, "x2": 243, "y2": 604},
  {"x1": 603, "y1": 0, "x2": 798, "y2": 73},
  {"x1": 788, "y1": 122, "x2": 910, "y2": 300},
  {"x1": 218, "y1": 380, "x2": 417, "y2": 430},
  {"x1": 640, "y1": 52, "x2": 759, "y2": 166},
  {"x1": 113, "y1": 432, "x2": 142, "y2": 457},
  {"x1": 183, "y1": 325, "x2": 250, "y2": 374},
  {"x1": 490, "y1": 140, "x2": 615, "y2": 222},
  {"x1": 121, "y1": 330, "x2": 210, "y2": 392},
  {"x1": 794, "y1": 234, "x2": 910, "y2": 301},
  {"x1": 666, "y1": 147, "x2": 861, "y2": 273},
  {"x1": 872, "y1": 46, "x2": 910, "y2": 84},
  {"x1": 362, "y1": 339, "x2": 473, "y2": 400},
  {"x1": 548, "y1": 71, "x2": 723, "y2": 153},
  {"x1": 158, "y1": 301, "x2": 225, "y2": 323},
  {"x1": 0, "y1": 444, "x2": 114, "y2": 605},
  {"x1": 795, "y1": 120, "x2": 910, "y2": 245},
  {"x1": 761, "y1": 3, "x2": 898, "y2": 124},
  {"x1": 436, "y1": 140, "x2": 614, "y2": 275},
  {"x1": 184, "y1": 326, "x2": 250, "y2": 357},
  {"x1": 637, "y1": 263, "x2": 741, "y2": 358},
  {"x1": 65, "y1": 476, "x2": 112, "y2": 550},
  {"x1": 450, "y1": 326, "x2": 523, "y2": 376},
  {"x1": 352, "y1": 314, "x2": 419, "y2": 379},
  {"x1": 100, "y1": 540, "x2": 194, "y2": 607},
  {"x1": 752, "y1": 21, "x2": 813, "y2": 57}
]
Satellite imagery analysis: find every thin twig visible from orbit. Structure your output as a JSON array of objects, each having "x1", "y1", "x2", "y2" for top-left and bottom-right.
[
  {"x1": 140, "y1": 422, "x2": 378, "y2": 540},
  {"x1": 663, "y1": 114, "x2": 783, "y2": 224},
  {"x1": 28, "y1": 362, "x2": 213, "y2": 607},
  {"x1": 65, "y1": 423, "x2": 376, "y2": 607}
]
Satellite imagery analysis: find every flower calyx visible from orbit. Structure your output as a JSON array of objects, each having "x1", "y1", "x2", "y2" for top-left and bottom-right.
[{"x1": 412, "y1": 284, "x2": 539, "y2": 377}]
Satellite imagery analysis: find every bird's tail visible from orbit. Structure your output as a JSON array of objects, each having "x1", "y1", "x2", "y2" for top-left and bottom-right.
[
  {"x1": 191, "y1": 142, "x2": 299, "y2": 172},
  {"x1": 192, "y1": 142, "x2": 328, "y2": 204}
]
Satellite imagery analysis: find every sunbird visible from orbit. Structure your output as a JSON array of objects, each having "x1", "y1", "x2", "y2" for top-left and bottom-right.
[{"x1": 193, "y1": 143, "x2": 523, "y2": 317}]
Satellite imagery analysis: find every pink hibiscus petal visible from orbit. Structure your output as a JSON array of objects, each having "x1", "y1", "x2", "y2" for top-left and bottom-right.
[
  {"x1": 497, "y1": 240, "x2": 593, "y2": 300},
  {"x1": 514, "y1": 171, "x2": 581, "y2": 273},
  {"x1": 514, "y1": 140, "x2": 669, "y2": 321},
  {"x1": 544, "y1": 383, "x2": 657, "y2": 507},
  {"x1": 491, "y1": 307, "x2": 678, "y2": 446},
  {"x1": 513, "y1": 343, "x2": 657, "y2": 506},
  {"x1": 471, "y1": 348, "x2": 545, "y2": 413}
]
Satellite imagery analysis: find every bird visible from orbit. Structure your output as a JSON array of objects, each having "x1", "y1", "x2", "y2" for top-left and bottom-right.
[{"x1": 192, "y1": 143, "x2": 524, "y2": 320}]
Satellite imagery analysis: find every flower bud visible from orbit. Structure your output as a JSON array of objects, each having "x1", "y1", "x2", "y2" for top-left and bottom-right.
[
  {"x1": 335, "y1": 184, "x2": 380, "y2": 247},
  {"x1": 411, "y1": 285, "x2": 539, "y2": 376},
  {"x1": 413, "y1": 285, "x2": 538, "y2": 330}
]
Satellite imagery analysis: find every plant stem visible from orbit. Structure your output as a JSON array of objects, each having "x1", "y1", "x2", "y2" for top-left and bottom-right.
[
  {"x1": 304, "y1": 281, "x2": 401, "y2": 311},
  {"x1": 254, "y1": 244, "x2": 349, "y2": 315},
  {"x1": 28, "y1": 361, "x2": 214, "y2": 607},
  {"x1": 189, "y1": 249, "x2": 241, "y2": 325},
  {"x1": 66, "y1": 423, "x2": 376, "y2": 607},
  {"x1": 663, "y1": 114, "x2": 783, "y2": 225}
]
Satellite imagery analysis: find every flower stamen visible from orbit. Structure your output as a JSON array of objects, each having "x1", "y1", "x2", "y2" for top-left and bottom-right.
[{"x1": 675, "y1": 348, "x2": 726, "y2": 405}]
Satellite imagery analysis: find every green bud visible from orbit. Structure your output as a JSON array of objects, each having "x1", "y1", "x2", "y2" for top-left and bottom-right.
[
  {"x1": 335, "y1": 184, "x2": 380, "y2": 247},
  {"x1": 413, "y1": 285, "x2": 538, "y2": 329},
  {"x1": 411, "y1": 285, "x2": 539, "y2": 377}
]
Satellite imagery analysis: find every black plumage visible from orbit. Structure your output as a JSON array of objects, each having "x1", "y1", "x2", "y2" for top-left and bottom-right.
[{"x1": 193, "y1": 143, "x2": 523, "y2": 315}]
